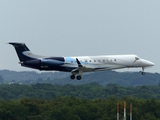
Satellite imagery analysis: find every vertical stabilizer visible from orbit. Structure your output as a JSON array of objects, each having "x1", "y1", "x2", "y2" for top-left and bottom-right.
[{"x1": 9, "y1": 42, "x2": 33, "y2": 62}]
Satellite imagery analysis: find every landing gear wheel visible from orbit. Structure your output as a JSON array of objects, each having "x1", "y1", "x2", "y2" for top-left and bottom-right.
[
  {"x1": 70, "y1": 75, "x2": 75, "y2": 79},
  {"x1": 142, "y1": 72, "x2": 145, "y2": 75},
  {"x1": 76, "y1": 76, "x2": 81, "y2": 80}
]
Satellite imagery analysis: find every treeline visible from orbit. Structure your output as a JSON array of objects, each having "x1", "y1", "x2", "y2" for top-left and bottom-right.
[
  {"x1": 1, "y1": 70, "x2": 160, "y2": 86},
  {"x1": 0, "y1": 97, "x2": 159, "y2": 120},
  {"x1": 1, "y1": 83, "x2": 160, "y2": 100}
]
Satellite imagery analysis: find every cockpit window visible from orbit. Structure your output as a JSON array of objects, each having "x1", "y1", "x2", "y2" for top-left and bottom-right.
[{"x1": 135, "y1": 57, "x2": 139, "y2": 60}]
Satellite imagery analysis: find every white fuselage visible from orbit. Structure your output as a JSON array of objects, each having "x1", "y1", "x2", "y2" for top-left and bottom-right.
[{"x1": 63, "y1": 54, "x2": 154, "y2": 72}]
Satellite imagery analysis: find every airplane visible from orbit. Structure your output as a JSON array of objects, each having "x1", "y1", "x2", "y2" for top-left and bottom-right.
[{"x1": 9, "y1": 42, "x2": 155, "y2": 80}]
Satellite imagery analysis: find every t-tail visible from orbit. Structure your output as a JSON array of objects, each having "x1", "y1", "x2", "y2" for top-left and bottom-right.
[
  {"x1": 9, "y1": 42, "x2": 42, "y2": 70},
  {"x1": 9, "y1": 42, "x2": 34, "y2": 62}
]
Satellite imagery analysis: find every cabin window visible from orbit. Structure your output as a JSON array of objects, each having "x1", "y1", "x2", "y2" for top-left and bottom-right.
[
  {"x1": 89, "y1": 60, "x2": 91, "y2": 62},
  {"x1": 98, "y1": 60, "x2": 100, "y2": 62},
  {"x1": 85, "y1": 60, "x2": 87, "y2": 62},
  {"x1": 114, "y1": 59, "x2": 116, "y2": 61},
  {"x1": 71, "y1": 61, "x2": 73, "y2": 63},
  {"x1": 94, "y1": 60, "x2": 96, "y2": 62},
  {"x1": 103, "y1": 60, "x2": 105, "y2": 62}
]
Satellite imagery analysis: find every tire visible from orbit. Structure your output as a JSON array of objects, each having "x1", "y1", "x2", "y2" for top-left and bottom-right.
[
  {"x1": 70, "y1": 75, "x2": 75, "y2": 79},
  {"x1": 76, "y1": 76, "x2": 81, "y2": 80},
  {"x1": 142, "y1": 72, "x2": 145, "y2": 75}
]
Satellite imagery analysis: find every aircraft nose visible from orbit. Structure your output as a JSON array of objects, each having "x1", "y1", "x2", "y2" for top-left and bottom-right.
[
  {"x1": 149, "y1": 62, "x2": 155, "y2": 66},
  {"x1": 141, "y1": 59, "x2": 155, "y2": 66},
  {"x1": 147, "y1": 61, "x2": 155, "y2": 66}
]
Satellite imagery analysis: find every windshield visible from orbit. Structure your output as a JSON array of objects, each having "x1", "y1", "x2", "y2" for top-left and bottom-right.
[{"x1": 135, "y1": 57, "x2": 140, "y2": 60}]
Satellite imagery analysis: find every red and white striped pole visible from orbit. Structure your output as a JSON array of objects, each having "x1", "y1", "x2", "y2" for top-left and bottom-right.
[
  {"x1": 130, "y1": 103, "x2": 132, "y2": 120},
  {"x1": 117, "y1": 102, "x2": 119, "y2": 120},
  {"x1": 124, "y1": 101, "x2": 126, "y2": 120}
]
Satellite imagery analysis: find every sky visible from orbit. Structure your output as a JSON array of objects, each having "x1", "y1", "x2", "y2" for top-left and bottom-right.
[{"x1": 0, "y1": 0, "x2": 160, "y2": 73}]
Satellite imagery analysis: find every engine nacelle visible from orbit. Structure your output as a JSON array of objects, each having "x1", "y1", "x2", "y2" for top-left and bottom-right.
[{"x1": 23, "y1": 59, "x2": 41, "y2": 66}]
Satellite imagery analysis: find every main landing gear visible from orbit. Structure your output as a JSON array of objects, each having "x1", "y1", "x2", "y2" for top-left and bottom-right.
[{"x1": 70, "y1": 75, "x2": 82, "y2": 80}]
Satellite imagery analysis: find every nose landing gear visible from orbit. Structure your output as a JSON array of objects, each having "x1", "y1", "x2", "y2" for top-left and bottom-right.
[
  {"x1": 142, "y1": 67, "x2": 145, "y2": 75},
  {"x1": 142, "y1": 72, "x2": 145, "y2": 75}
]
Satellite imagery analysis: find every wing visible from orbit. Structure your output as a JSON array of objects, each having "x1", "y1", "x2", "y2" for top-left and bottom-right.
[{"x1": 71, "y1": 58, "x2": 94, "y2": 75}]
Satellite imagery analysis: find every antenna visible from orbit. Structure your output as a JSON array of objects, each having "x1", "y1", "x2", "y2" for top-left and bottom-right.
[
  {"x1": 117, "y1": 102, "x2": 119, "y2": 120},
  {"x1": 124, "y1": 101, "x2": 126, "y2": 120},
  {"x1": 130, "y1": 103, "x2": 132, "y2": 120}
]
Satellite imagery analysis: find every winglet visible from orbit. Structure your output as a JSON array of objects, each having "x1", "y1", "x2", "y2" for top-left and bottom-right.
[{"x1": 76, "y1": 58, "x2": 83, "y2": 67}]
